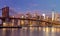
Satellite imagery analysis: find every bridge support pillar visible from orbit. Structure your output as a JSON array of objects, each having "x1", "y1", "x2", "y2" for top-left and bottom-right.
[{"x1": 2, "y1": 6, "x2": 9, "y2": 26}]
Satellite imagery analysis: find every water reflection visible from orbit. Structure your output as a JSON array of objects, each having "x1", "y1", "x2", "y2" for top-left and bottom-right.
[{"x1": 0, "y1": 27, "x2": 60, "y2": 36}]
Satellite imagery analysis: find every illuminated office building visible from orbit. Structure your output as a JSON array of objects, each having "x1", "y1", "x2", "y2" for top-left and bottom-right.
[
  {"x1": 55, "y1": 13, "x2": 60, "y2": 21},
  {"x1": 42, "y1": 13, "x2": 46, "y2": 19},
  {"x1": 52, "y1": 11, "x2": 55, "y2": 21}
]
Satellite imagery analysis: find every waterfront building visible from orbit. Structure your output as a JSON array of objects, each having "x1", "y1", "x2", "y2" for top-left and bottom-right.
[
  {"x1": 42, "y1": 13, "x2": 46, "y2": 20},
  {"x1": 55, "y1": 13, "x2": 60, "y2": 21},
  {"x1": 25, "y1": 12, "x2": 32, "y2": 26},
  {"x1": 52, "y1": 11, "x2": 55, "y2": 21}
]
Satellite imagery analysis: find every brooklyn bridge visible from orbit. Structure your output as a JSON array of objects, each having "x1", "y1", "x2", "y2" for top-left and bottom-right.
[{"x1": 0, "y1": 6, "x2": 60, "y2": 28}]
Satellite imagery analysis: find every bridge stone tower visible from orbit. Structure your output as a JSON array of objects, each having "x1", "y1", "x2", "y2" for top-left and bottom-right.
[
  {"x1": 2, "y1": 6, "x2": 9, "y2": 26},
  {"x1": 2, "y1": 6, "x2": 9, "y2": 18}
]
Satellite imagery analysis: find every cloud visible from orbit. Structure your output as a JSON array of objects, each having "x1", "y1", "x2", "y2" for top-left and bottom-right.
[{"x1": 28, "y1": 3, "x2": 39, "y2": 7}]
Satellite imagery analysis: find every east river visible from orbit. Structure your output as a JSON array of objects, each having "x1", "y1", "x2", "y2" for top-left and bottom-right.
[{"x1": 0, "y1": 27, "x2": 60, "y2": 36}]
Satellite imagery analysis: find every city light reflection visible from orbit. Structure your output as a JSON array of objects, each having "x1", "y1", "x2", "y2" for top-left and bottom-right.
[{"x1": 51, "y1": 27, "x2": 56, "y2": 32}]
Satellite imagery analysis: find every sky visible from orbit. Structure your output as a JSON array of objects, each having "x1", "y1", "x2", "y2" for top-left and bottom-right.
[{"x1": 0, "y1": 0, "x2": 60, "y2": 14}]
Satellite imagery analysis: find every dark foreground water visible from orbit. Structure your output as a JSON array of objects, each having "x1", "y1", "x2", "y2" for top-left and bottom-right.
[{"x1": 0, "y1": 27, "x2": 60, "y2": 36}]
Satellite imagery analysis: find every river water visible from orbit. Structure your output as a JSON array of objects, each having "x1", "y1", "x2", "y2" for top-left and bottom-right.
[{"x1": 0, "y1": 27, "x2": 60, "y2": 36}]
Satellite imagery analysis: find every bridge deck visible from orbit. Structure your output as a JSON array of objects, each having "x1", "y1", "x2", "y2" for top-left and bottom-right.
[{"x1": 0, "y1": 17, "x2": 60, "y2": 25}]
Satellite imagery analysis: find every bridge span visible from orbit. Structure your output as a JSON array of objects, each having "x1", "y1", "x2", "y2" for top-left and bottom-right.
[{"x1": 0, "y1": 6, "x2": 60, "y2": 27}]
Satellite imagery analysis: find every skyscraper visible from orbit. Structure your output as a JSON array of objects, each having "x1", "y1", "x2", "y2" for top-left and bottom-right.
[
  {"x1": 52, "y1": 10, "x2": 55, "y2": 21},
  {"x1": 42, "y1": 13, "x2": 45, "y2": 19},
  {"x1": 52, "y1": 12, "x2": 54, "y2": 21}
]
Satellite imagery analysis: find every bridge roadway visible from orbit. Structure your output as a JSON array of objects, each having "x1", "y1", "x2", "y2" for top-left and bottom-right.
[{"x1": 0, "y1": 17, "x2": 60, "y2": 25}]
